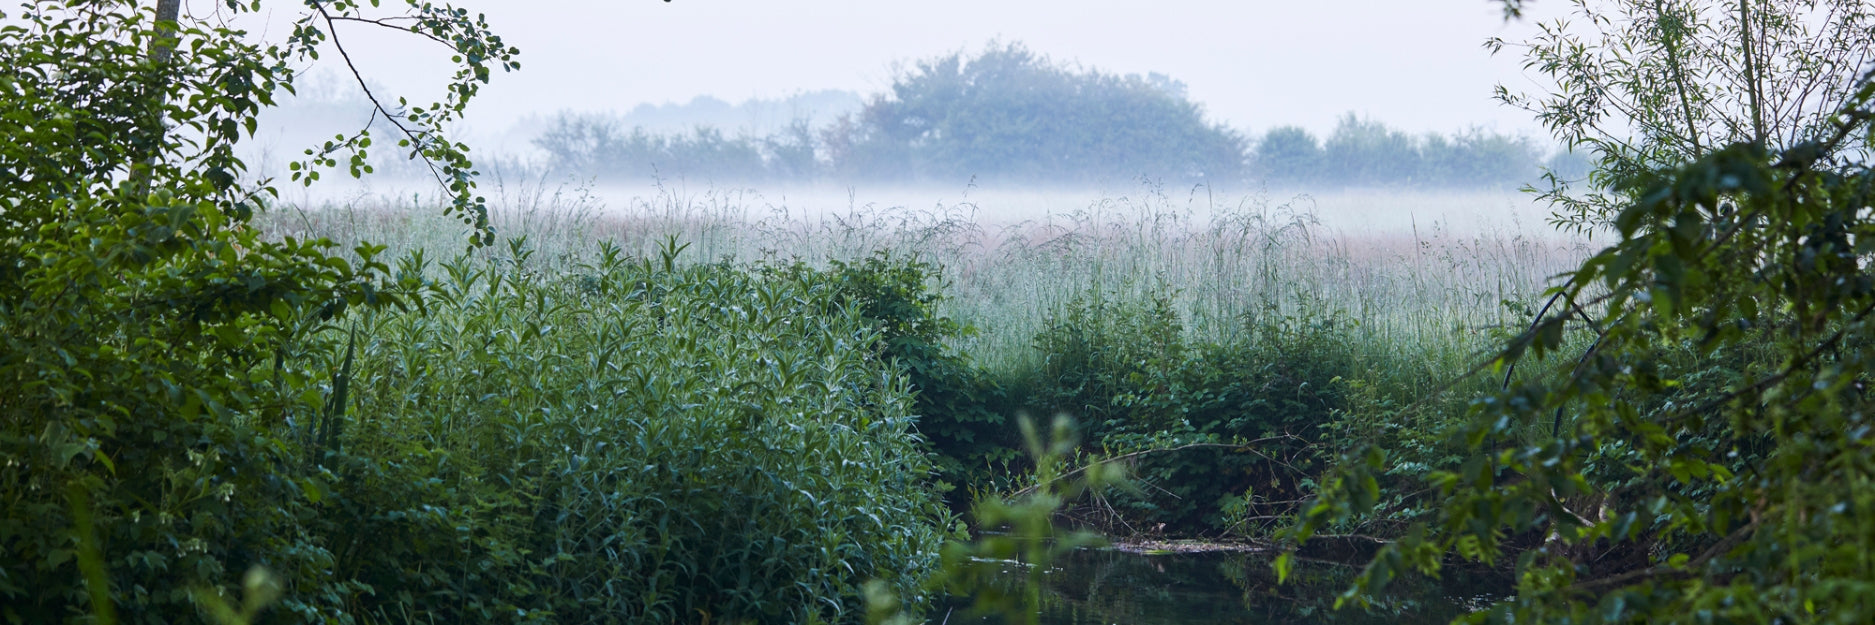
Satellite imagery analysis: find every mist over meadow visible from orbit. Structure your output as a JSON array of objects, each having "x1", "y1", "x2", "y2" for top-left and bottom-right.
[{"x1": 250, "y1": 41, "x2": 1588, "y2": 220}]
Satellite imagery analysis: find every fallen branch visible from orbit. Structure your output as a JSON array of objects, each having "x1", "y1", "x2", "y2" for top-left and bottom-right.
[{"x1": 1012, "y1": 436, "x2": 1301, "y2": 498}]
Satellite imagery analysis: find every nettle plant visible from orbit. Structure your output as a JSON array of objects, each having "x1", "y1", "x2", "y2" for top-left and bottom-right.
[{"x1": 0, "y1": 0, "x2": 514, "y2": 621}]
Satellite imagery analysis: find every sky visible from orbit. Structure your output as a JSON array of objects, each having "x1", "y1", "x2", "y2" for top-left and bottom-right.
[{"x1": 260, "y1": 0, "x2": 1570, "y2": 148}]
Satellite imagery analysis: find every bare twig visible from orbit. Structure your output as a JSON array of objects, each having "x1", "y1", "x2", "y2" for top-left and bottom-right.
[
  {"x1": 1566, "y1": 517, "x2": 1760, "y2": 593},
  {"x1": 326, "y1": 15, "x2": 452, "y2": 47},
  {"x1": 313, "y1": 4, "x2": 454, "y2": 192}
]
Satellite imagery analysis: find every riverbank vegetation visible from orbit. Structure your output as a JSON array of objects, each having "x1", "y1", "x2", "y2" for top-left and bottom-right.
[
  {"x1": 11, "y1": 0, "x2": 1875, "y2": 623},
  {"x1": 1286, "y1": 1, "x2": 1875, "y2": 624},
  {"x1": 260, "y1": 179, "x2": 1583, "y2": 541},
  {"x1": 0, "y1": 2, "x2": 941, "y2": 623}
]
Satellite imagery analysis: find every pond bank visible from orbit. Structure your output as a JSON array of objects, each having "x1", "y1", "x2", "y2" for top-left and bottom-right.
[
  {"x1": 949, "y1": 547, "x2": 1503, "y2": 624},
  {"x1": 1104, "y1": 538, "x2": 1272, "y2": 555}
]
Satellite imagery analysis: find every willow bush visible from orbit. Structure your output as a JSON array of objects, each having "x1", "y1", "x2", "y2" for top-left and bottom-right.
[
  {"x1": 1285, "y1": 0, "x2": 1875, "y2": 621},
  {"x1": 322, "y1": 240, "x2": 952, "y2": 624},
  {"x1": 788, "y1": 251, "x2": 1017, "y2": 496}
]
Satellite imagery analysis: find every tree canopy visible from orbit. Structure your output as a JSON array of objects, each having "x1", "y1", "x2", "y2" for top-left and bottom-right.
[
  {"x1": 830, "y1": 42, "x2": 1247, "y2": 185},
  {"x1": 1251, "y1": 115, "x2": 1545, "y2": 188},
  {"x1": 1285, "y1": 2, "x2": 1875, "y2": 623},
  {"x1": 0, "y1": 0, "x2": 508, "y2": 619}
]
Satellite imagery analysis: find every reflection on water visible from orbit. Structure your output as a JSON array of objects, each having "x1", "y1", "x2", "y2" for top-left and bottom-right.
[{"x1": 947, "y1": 548, "x2": 1504, "y2": 625}]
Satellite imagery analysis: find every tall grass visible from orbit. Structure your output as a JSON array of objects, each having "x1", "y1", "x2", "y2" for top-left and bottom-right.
[{"x1": 263, "y1": 178, "x2": 1588, "y2": 403}]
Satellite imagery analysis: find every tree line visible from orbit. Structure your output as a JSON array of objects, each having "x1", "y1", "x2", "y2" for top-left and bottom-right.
[
  {"x1": 1255, "y1": 114, "x2": 1580, "y2": 188},
  {"x1": 533, "y1": 42, "x2": 1564, "y2": 189}
]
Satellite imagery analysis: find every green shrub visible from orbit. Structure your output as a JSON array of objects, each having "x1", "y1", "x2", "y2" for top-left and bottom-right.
[
  {"x1": 0, "y1": 190, "x2": 390, "y2": 623},
  {"x1": 324, "y1": 241, "x2": 952, "y2": 624},
  {"x1": 1025, "y1": 290, "x2": 1356, "y2": 533},
  {"x1": 5, "y1": 2, "x2": 954, "y2": 623},
  {"x1": 788, "y1": 251, "x2": 1016, "y2": 496},
  {"x1": 1028, "y1": 289, "x2": 1189, "y2": 443}
]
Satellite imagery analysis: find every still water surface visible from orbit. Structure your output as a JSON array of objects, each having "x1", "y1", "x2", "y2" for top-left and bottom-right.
[{"x1": 950, "y1": 548, "x2": 1502, "y2": 625}]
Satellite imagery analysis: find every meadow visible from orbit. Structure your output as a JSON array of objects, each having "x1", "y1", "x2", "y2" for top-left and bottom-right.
[
  {"x1": 272, "y1": 177, "x2": 1587, "y2": 385},
  {"x1": 261, "y1": 175, "x2": 1593, "y2": 541}
]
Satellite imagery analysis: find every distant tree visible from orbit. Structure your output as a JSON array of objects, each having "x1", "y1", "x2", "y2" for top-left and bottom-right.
[
  {"x1": 1254, "y1": 115, "x2": 1542, "y2": 189},
  {"x1": 761, "y1": 118, "x2": 823, "y2": 180},
  {"x1": 1321, "y1": 113, "x2": 1421, "y2": 186},
  {"x1": 610, "y1": 91, "x2": 863, "y2": 135},
  {"x1": 659, "y1": 125, "x2": 767, "y2": 179},
  {"x1": 833, "y1": 42, "x2": 1247, "y2": 185},
  {"x1": 533, "y1": 113, "x2": 787, "y2": 182},
  {"x1": 819, "y1": 112, "x2": 878, "y2": 180},
  {"x1": 534, "y1": 113, "x2": 624, "y2": 176},
  {"x1": 1542, "y1": 146, "x2": 1596, "y2": 183},
  {"x1": 1252, "y1": 126, "x2": 1325, "y2": 184},
  {"x1": 1418, "y1": 127, "x2": 1544, "y2": 187}
]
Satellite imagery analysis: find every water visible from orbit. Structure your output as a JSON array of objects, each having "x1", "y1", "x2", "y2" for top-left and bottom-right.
[{"x1": 946, "y1": 548, "x2": 1504, "y2": 625}]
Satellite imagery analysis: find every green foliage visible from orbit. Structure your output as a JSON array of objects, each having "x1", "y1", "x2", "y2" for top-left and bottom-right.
[
  {"x1": 322, "y1": 242, "x2": 952, "y2": 624},
  {"x1": 1289, "y1": 54, "x2": 1875, "y2": 625},
  {"x1": 5, "y1": 2, "x2": 948, "y2": 623},
  {"x1": 1029, "y1": 289, "x2": 1190, "y2": 443},
  {"x1": 1491, "y1": 0, "x2": 1875, "y2": 233},
  {"x1": 1282, "y1": 2, "x2": 1875, "y2": 621},
  {"x1": 866, "y1": 415, "x2": 1118, "y2": 625},
  {"x1": 1012, "y1": 547, "x2": 1498, "y2": 625},
  {"x1": 1026, "y1": 290, "x2": 1358, "y2": 533},
  {"x1": 0, "y1": 1, "x2": 487, "y2": 620},
  {"x1": 192, "y1": 567, "x2": 286, "y2": 625},
  {"x1": 787, "y1": 251, "x2": 1017, "y2": 494},
  {"x1": 0, "y1": 184, "x2": 394, "y2": 623}
]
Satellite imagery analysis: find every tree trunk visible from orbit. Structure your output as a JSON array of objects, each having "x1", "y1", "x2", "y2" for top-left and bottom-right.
[
  {"x1": 135, "y1": 0, "x2": 181, "y2": 197},
  {"x1": 152, "y1": 0, "x2": 180, "y2": 63},
  {"x1": 1738, "y1": 0, "x2": 1767, "y2": 146},
  {"x1": 1653, "y1": 0, "x2": 1704, "y2": 158}
]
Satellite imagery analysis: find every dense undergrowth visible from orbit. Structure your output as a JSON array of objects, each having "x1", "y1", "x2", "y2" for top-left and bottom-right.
[
  {"x1": 7, "y1": 177, "x2": 1542, "y2": 622},
  {"x1": 260, "y1": 185, "x2": 1582, "y2": 543},
  {"x1": 0, "y1": 8, "x2": 1580, "y2": 621},
  {"x1": 16, "y1": 2, "x2": 1875, "y2": 624},
  {"x1": 323, "y1": 240, "x2": 954, "y2": 623},
  {"x1": 4, "y1": 222, "x2": 957, "y2": 623}
]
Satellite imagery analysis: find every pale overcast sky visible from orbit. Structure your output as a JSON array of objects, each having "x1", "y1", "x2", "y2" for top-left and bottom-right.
[{"x1": 259, "y1": 0, "x2": 1568, "y2": 144}]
